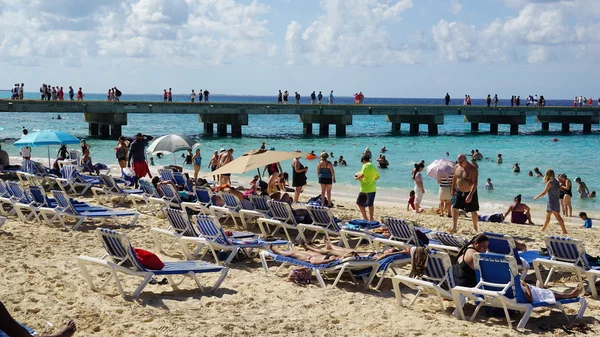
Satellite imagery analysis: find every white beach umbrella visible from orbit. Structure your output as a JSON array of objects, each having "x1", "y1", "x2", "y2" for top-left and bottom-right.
[
  {"x1": 146, "y1": 134, "x2": 199, "y2": 164},
  {"x1": 426, "y1": 158, "x2": 455, "y2": 180}
]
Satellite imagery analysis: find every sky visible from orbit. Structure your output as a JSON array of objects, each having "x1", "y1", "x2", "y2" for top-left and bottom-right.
[{"x1": 1, "y1": 0, "x2": 599, "y2": 98}]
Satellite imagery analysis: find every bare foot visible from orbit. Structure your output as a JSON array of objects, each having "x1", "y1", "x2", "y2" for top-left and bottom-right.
[{"x1": 45, "y1": 320, "x2": 76, "y2": 337}]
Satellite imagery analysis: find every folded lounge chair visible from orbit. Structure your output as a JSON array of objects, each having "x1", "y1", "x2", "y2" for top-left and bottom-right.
[
  {"x1": 452, "y1": 253, "x2": 587, "y2": 330},
  {"x1": 427, "y1": 232, "x2": 468, "y2": 256},
  {"x1": 49, "y1": 190, "x2": 139, "y2": 230},
  {"x1": 533, "y1": 236, "x2": 600, "y2": 297},
  {"x1": 77, "y1": 228, "x2": 229, "y2": 299}
]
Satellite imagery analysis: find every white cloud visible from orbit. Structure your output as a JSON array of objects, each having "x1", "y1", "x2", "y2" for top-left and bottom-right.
[
  {"x1": 449, "y1": 0, "x2": 463, "y2": 14},
  {"x1": 284, "y1": 0, "x2": 417, "y2": 67},
  {"x1": 0, "y1": 0, "x2": 276, "y2": 67},
  {"x1": 432, "y1": 0, "x2": 600, "y2": 64}
]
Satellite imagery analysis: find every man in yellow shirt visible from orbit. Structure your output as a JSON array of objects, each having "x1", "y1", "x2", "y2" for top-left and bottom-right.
[{"x1": 355, "y1": 155, "x2": 380, "y2": 221}]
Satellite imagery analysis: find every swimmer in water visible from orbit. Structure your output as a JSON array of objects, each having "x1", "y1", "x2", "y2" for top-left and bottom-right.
[
  {"x1": 57, "y1": 114, "x2": 62, "y2": 120},
  {"x1": 528, "y1": 171, "x2": 534, "y2": 177},
  {"x1": 513, "y1": 163, "x2": 520, "y2": 172}
]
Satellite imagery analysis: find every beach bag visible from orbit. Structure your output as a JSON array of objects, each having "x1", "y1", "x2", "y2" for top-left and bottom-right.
[
  {"x1": 288, "y1": 268, "x2": 312, "y2": 286},
  {"x1": 307, "y1": 195, "x2": 327, "y2": 206},
  {"x1": 115, "y1": 89, "x2": 122, "y2": 97},
  {"x1": 488, "y1": 213, "x2": 505, "y2": 223},
  {"x1": 133, "y1": 248, "x2": 164, "y2": 270},
  {"x1": 122, "y1": 168, "x2": 136, "y2": 186}
]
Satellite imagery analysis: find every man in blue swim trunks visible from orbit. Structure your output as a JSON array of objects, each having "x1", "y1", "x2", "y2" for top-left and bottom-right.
[{"x1": 355, "y1": 155, "x2": 379, "y2": 221}]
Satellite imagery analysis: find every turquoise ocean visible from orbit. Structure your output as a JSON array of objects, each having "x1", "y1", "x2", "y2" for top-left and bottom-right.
[{"x1": 0, "y1": 92, "x2": 598, "y2": 214}]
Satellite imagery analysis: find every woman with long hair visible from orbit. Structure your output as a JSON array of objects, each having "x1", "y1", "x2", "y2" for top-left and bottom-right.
[
  {"x1": 115, "y1": 136, "x2": 128, "y2": 169},
  {"x1": 559, "y1": 173, "x2": 573, "y2": 217},
  {"x1": 452, "y1": 234, "x2": 489, "y2": 287},
  {"x1": 534, "y1": 169, "x2": 567, "y2": 234},
  {"x1": 317, "y1": 152, "x2": 335, "y2": 207},
  {"x1": 412, "y1": 162, "x2": 425, "y2": 213}
]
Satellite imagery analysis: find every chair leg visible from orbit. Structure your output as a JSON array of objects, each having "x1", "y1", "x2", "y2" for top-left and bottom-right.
[
  {"x1": 332, "y1": 265, "x2": 347, "y2": 287},
  {"x1": 132, "y1": 274, "x2": 154, "y2": 299},
  {"x1": 314, "y1": 270, "x2": 326, "y2": 288},
  {"x1": 392, "y1": 277, "x2": 404, "y2": 306},
  {"x1": 224, "y1": 247, "x2": 240, "y2": 265},
  {"x1": 516, "y1": 307, "x2": 532, "y2": 330},
  {"x1": 577, "y1": 297, "x2": 588, "y2": 319},
  {"x1": 207, "y1": 268, "x2": 229, "y2": 295}
]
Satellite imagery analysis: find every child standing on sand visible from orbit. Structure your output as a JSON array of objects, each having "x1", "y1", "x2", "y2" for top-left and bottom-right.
[{"x1": 407, "y1": 190, "x2": 416, "y2": 211}]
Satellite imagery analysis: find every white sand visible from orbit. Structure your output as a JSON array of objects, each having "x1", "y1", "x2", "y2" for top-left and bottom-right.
[{"x1": 1, "y1": 161, "x2": 598, "y2": 336}]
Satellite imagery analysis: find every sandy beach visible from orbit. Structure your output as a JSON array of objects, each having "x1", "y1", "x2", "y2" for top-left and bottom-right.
[{"x1": 1, "y1": 164, "x2": 598, "y2": 337}]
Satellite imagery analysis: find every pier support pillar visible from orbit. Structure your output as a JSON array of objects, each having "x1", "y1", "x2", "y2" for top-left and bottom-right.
[
  {"x1": 303, "y1": 123, "x2": 313, "y2": 135},
  {"x1": 428, "y1": 124, "x2": 438, "y2": 136},
  {"x1": 391, "y1": 123, "x2": 401, "y2": 132},
  {"x1": 231, "y1": 124, "x2": 242, "y2": 138},
  {"x1": 471, "y1": 123, "x2": 479, "y2": 131},
  {"x1": 110, "y1": 124, "x2": 122, "y2": 139},
  {"x1": 336, "y1": 124, "x2": 346, "y2": 137},
  {"x1": 319, "y1": 123, "x2": 329, "y2": 137},
  {"x1": 409, "y1": 124, "x2": 419, "y2": 135},
  {"x1": 89, "y1": 123, "x2": 99, "y2": 136},
  {"x1": 583, "y1": 124, "x2": 592, "y2": 134},
  {"x1": 99, "y1": 124, "x2": 110, "y2": 138},
  {"x1": 490, "y1": 124, "x2": 498, "y2": 135},
  {"x1": 562, "y1": 123, "x2": 570, "y2": 133},
  {"x1": 541, "y1": 122, "x2": 549, "y2": 131},
  {"x1": 204, "y1": 123, "x2": 214, "y2": 135},
  {"x1": 217, "y1": 124, "x2": 227, "y2": 137},
  {"x1": 510, "y1": 124, "x2": 519, "y2": 135}
]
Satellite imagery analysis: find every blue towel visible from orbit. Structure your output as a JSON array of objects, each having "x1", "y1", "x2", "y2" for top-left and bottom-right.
[{"x1": 348, "y1": 219, "x2": 380, "y2": 229}]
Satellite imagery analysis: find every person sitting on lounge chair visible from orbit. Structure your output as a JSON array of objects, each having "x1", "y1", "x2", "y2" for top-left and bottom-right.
[
  {"x1": 81, "y1": 150, "x2": 99, "y2": 175},
  {"x1": 0, "y1": 300, "x2": 76, "y2": 337}
]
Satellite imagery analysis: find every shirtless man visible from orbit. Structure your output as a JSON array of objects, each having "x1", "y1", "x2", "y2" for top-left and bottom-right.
[
  {"x1": 451, "y1": 154, "x2": 479, "y2": 232},
  {"x1": 218, "y1": 148, "x2": 234, "y2": 185}
]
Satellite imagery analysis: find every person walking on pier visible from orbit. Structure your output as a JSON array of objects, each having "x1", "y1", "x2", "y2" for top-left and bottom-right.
[
  {"x1": 318, "y1": 91, "x2": 323, "y2": 104},
  {"x1": 486, "y1": 94, "x2": 491, "y2": 107},
  {"x1": 310, "y1": 91, "x2": 316, "y2": 104},
  {"x1": 203, "y1": 89, "x2": 210, "y2": 103},
  {"x1": 68, "y1": 86, "x2": 74, "y2": 101},
  {"x1": 163, "y1": 89, "x2": 167, "y2": 102},
  {"x1": 278, "y1": 90, "x2": 282, "y2": 104},
  {"x1": 444, "y1": 93, "x2": 450, "y2": 106},
  {"x1": 168, "y1": 88, "x2": 173, "y2": 102},
  {"x1": 18, "y1": 83, "x2": 24, "y2": 100},
  {"x1": 516, "y1": 95, "x2": 521, "y2": 107},
  {"x1": 329, "y1": 90, "x2": 334, "y2": 104},
  {"x1": 510, "y1": 95, "x2": 515, "y2": 107},
  {"x1": 283, "y1": 90, "x2": 289, "y2": 104},
  {"x1": 493, "y1": 94, "x2": 498, "y2": 107},
  {"x1": 40, "y1": 84, "x2": 46, "y2": 100},
  {"x1": 190, "y1": 90, "x2": 195, "y2": 103},
  {"x1": 451, "y1": 154, "x2": 479, "y2": 233},
  {"x1": 76, "y1": 87, "x2": 84, "y2": 101},
  {"x1": 295, "y1": 91, "x2": 301, "y2": 104}
]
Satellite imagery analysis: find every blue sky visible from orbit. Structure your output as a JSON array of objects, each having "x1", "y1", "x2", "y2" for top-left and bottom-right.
[{"x1": 1, "y1": 0, "x2": 598, "y2": 99}]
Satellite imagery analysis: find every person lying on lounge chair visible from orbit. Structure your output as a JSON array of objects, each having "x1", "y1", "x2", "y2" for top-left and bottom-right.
[
  {"x1": 520, "y1": 282, "x2": 583, "y2": 303},
  {"x1": 300, "y1": 240, "x2": 409, "y2": 260},
  {"x1": 0, "y1": 300, "x2": 76, "y2": 337}
]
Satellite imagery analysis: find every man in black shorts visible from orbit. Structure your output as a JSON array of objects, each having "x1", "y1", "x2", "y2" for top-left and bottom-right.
[{"x1": 451, "y1": 154, "x2": 479, "y2": 232}]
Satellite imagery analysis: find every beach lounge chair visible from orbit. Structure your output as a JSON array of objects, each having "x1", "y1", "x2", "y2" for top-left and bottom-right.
[
  {"x1": 128, "y1": 179, "x2": 166, "y2": 215},
  {"x1": 452, "y1": 253, "x2": 587, "y2": 330},
  {"x1": 484, "y1": 231, "x2": 547, "y2": 277},
  {"x1": 0, "y1": 180, "x2": 17, "y2": 217},
  {"x1": 257, "y1": 200, "x2": 304, "y2": 242},
  {"x1": 0, "y1": 216, "x2": 6, "y2": 229},
  {"x1": 7, "y1": 181, "x2": 41, "y2": 223},
  {"x1": 49, "y1": 190, "x2": 139, "y2": 230},
  {"x1": 173, "y1": 171, "x2": 193, "y2": 192},
  {"x1": 393, "y1": 249, "x2": 459, "y2": 312},
  {"x1": 194, "y1": 215, "x2": 289, "y2": 265},
  {"x1": 533, "y1": 236, "x2": 600, "y2": 297},
  {"x1": 210, "y1": 191, "x2": 250, "y2": 228},
  {"x1": 158, "y1": 168, "x2": 176, "y2": 183},
  {"x1": 259, "y1": 249, "x2": 409, "y2": 289},
  {"x1": 29, "y1": 185, "x2": 106, "y2": 226},
  {"x1": 158, "y1": 183, "x2": 187, "y2": 209},
  {"x1": 91, "y1": 174, "x2": 143, "y2": 205},
  {"x1": 54, "y1": 165, "x2": 104, "y2": 195},
  {"x1": 298, "y1": 205, "x2": 345, "y2": 243},
  {"x1": 337, "y1": 219, "x2": 386, "y2": 249},
  {"x1": 427, "y1": 232, "x2": 468, "y2": 256},
  {"x1": 151, "y1": 207, "x2": 208, "y2": 260},
  {"x1": 76, "y1": 228, "x2": 229, "y2": 299},
  {"x1": 371, "y1": 218, "x2": 435, "y2": 252},
  {"x1": 237, "y1": 194, "x2": 271, "y2": 229}
]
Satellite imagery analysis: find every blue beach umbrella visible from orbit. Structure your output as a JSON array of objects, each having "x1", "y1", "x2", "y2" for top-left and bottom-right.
[{"x1": 13, "y1": 130, "x2": 80, "y2": 166}]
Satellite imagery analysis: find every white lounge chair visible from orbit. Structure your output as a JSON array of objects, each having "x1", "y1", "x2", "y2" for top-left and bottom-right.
[
  {"x1": 298, "y1": 205, "x2": 345, "y2": 243},
  {"x1": 452, "y1": 253, "x2": 587, "y2": 330},
  {"x1": 76, "y1": 228, "x2": 229, "y2": 299},
  {"x1": 91, "y1": 174, "x2": 143, "y2": 205}
]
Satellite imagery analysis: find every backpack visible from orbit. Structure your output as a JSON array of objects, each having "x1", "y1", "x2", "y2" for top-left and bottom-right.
[{"x1": 115, "y1": 89, "x2": 122, "y2": 97}]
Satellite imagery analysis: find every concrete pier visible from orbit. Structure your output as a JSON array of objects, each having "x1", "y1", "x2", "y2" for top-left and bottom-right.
[{"x1": 1, "y1": 100, "x2": 599, "y2": 138}]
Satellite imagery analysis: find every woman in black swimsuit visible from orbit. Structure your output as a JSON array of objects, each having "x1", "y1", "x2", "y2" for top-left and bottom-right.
[
  {"x1": 452, "y1": 234, "x2": 489, "y2": 287},
  {"x1": 559, "y1": 173, "x2": 573, "y2": 217}
]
